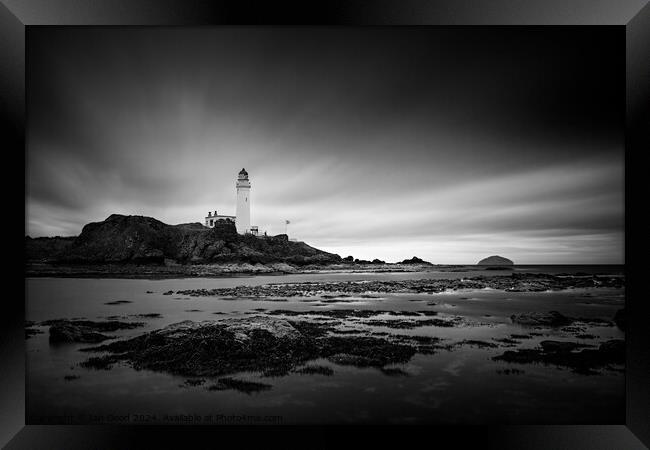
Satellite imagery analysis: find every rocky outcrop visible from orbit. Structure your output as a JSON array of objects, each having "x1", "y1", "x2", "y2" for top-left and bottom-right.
[
  {"x1": 399, "y1": 256, "x2": 432, "y2": 265},
  {"x1": 29, "y1": 214, "x2": 341, "y2": 266},
  {"x1": 477, "y1": 255, "x2": 514, "y2": 266}
]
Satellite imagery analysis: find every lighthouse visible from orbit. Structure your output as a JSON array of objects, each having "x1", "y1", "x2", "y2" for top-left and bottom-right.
[{"x1": 235, "y1": 168, "x2": 251, "y2": 234}]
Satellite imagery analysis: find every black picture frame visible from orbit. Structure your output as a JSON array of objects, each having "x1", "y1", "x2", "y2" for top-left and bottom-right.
[{"x1": 3, "y1": 0, "x2": 649, "y2": 448}]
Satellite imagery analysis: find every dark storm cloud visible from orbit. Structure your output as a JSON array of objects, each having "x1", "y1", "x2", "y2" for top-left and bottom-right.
[{"x1": 26, "y1": 27, "x2": 624, "y2": 263}]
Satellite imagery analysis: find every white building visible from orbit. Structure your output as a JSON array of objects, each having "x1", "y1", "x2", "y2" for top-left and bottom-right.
[
  {"x1": 204, "y1": 210, "x2": 235, "y2": 228},
  {"x1": 203, "y1": 168, "x2": 260, "y2": 236},
  {"x1": 236, "y1": 168, "x2": 251, "y2": 234}
]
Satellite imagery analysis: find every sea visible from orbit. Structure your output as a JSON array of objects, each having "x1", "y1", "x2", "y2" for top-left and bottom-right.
[{"x1": 25, "y1": 265, "x2": 625, "y2": 425}]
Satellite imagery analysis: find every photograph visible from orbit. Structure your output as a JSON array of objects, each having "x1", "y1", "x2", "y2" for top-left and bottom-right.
[{"x1": 25, "y1": 26, "x2": 625, "y2": 425}]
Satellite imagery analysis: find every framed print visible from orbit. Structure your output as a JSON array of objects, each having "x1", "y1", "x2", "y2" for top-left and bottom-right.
[{"x1": 2, "y1": 0, "x2": 649, "y2": 448}]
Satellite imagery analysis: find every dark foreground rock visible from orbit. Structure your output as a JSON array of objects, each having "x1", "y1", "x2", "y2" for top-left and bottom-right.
[
  {"x1": 493, "y1": 339, "x2": 624, "y2": 375},
  {"x1": 80, "y1": 317, "x2": 418, "y2": 379},
  {"x1": 47, "y1": 319, "x2": 144, "y2": 343}
]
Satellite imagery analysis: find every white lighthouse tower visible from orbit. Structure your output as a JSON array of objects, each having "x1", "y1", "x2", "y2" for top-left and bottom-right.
[{"x1": 235, "y1": 168, "x2": 251, "y2": 234}]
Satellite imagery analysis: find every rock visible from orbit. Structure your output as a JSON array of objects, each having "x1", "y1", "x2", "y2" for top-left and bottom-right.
[
  {"x1": 25, "y1": 236, "x2": 76, "y2": 262},
  {"x1": 460, "y1": 340, "x2": 499, "y2": 349},
  {"x1": 33, "y1": 214, "x2": 341, "y2": 266},
  {"x1": 493, "y1": 339, "x2": 624, "y2": 375},
  {"x1": 477, "y1": 255, "x2": 514, "y2": 266},
  {"x1": 539, "y1": 340, "x2": 589, "y2": 353},
  {"x1": 48, "y1": 319, "x2": 144, "y2": 344},
  {"x1": 50, "y1": 323, "x2": 111, "y2": 343},
  {"x1": 510, "y1": 311, "x2": 574, "y2": 327},
  {"x1": 399, "y1": 256, "x2": 432, "y2": 265},
  {"x1": 80, "y1": 317, "x2": 418, "y2": 379},
  {"x1": 174, "y1": 274, "x2": 624, "y2": 298}
]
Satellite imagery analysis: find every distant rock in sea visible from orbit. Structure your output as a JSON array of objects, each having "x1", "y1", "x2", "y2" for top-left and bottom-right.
[
  {"x1": 477, "y1": 255, "x2": 514, "y2": 266},
  {"x1": 400, "y1": 256, "x2": 433, "y2": 265}
]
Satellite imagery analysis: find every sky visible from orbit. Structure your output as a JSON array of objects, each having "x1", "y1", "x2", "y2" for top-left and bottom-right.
[{"x1": 26, "y1": 27, "x2": 624, "y2": 264}]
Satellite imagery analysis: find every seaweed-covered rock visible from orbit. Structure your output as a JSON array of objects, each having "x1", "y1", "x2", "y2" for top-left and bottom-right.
[
  {"x1": 80, "y1": 317, "x2": 418, "y2": 378},
  {"x1": 510, "y1": 311, "x2": 574, "y2": 327},
  {"x1": 493, "y1": 339, "x2": 624, "y2": 375},
  {"x1": 175, "y1": 274, "x2": 624, "y2": 298}
]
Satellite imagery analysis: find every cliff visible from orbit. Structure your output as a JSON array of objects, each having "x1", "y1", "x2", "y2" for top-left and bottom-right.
[{"x1": 26, "y1": 214, "x2": 341, "y2": 266}]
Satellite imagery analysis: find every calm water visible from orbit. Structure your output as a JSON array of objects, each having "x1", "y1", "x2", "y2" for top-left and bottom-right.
[{"x1": 26, "y1": 265, "x2": 625, "y2": 425}]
